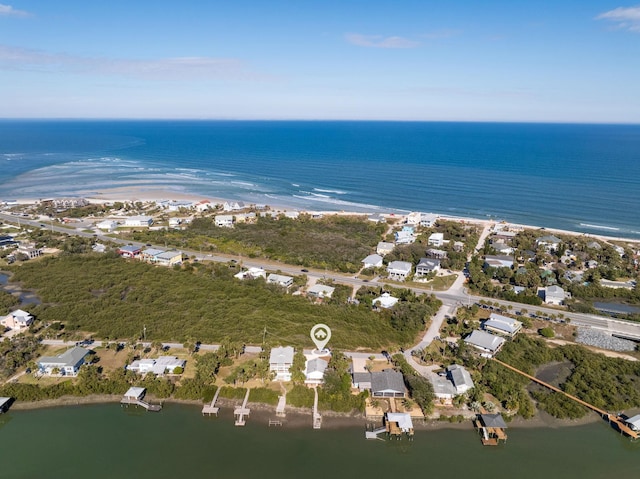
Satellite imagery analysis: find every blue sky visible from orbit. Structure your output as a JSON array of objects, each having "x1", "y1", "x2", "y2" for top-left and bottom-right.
[{"x1": 1, "y1": 1, "x2": 639, "y2": 122}]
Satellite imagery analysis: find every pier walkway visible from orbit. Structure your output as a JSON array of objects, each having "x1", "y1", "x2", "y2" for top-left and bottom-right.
[
  {"x1": 234, "y1": 389, "x2": 251, "y2": 426},
  {"x1": 493, "y1": 358, "x2": 639, "y2": 440},
  {"x1": 313, "y1": 387, "x2": 322, "y2": 429},
  {"x1": 121, "y1": 387, "x2": 162, "y2": 412},
  {"x1": 276, "y1": 394, "x2": 286, "y2": 417},
  {"x1": 202, "y1": 387, "x2": 221, "y2": 416}
]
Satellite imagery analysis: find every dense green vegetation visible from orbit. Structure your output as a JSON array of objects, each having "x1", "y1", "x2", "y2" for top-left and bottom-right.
[
  {"x1": 0, "y1": 289, "x2": 20, "y2": 313},
  {"x1": 478, "y1": 335, "x2": 640, "y2": 419},
  {"x1": 123, "y1": 215, "x2": 386, "y2": 273},
  {"x1": 8, "y1": 255, "x2": 435, "y2": 349},
  {"x1": 318, "y1": 351, "x2": 366, "y2": 413},
  {"x1": 0, "y1": 335, "x2": 41, "y2": 379},
  {"x1": 393, "y1": 354, "x2": 434, "y2": 414}
]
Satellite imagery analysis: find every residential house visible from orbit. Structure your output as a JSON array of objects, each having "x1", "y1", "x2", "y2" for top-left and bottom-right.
[
  {"x1": 601, "y1": 279, "x2": 635, "y2": 290},
  {"x1": 419, "y1": 213, "x2": 438, "y2": 228},
  {"x1": 195, "y1": 200, "x2": 213, "y2": 212},
  {"x1": 95, "y1": 220, "x2": 118, "y2": 232},
  {"x1": 1, "y1": 309, "x2": 34, "y2": 331},
  {"x1": 304, "y1": 357, "x2": 329, "y2": 386},
  {"x1": 368, "y1": 213, "x2": 386, "y2": 223},
  {"x1": 168, "y1": 218, "x2": 182, "y2": 228},
  {"x1": 123, "y1": 216, "x2": 154, "y2": 228},
  {"x1": 127, "y1": 356, "x2": 186, "y2": 375},
  {"x1": 351, "y1": 357, "x2": 373, "y2": 391},
  {"x1": 428, "y1": 232, "x2": 445, "y2": 247},
  {"x1": 483, "y1": 255, "x2": 514, "y2": 269},
  {"x1": 307, "y1": 284, "x2": 335, "y2": 299},
  {"x1": 430, "y1": 373, "x2": 457, "y2": 402},
  {"x1": 235, "y1": 212, "x2": 256, "y2": 224},
  {"x1": 17, "y1": 245, "x2": 42, "y2": 259},
  {"x1": 234, "y1": 267, "x2": 266, "y2": 280},
  {"x1": 223, "y1": 201, "x2": 245, "y2": 212},
  {"x1": 159, "y1": 200, "x2": 194, "y2": 211},
  {"x1": 362, "y1": 253, "x2": 383, "y2": 269},
  {"x1": 536, "y1": 234, "x2": 562, "y2": 252},
  {"x1": 371, "y1": 369, "x2": 407, "y2": 398},
  {"x1": 426, "y1": 248, "x2": 447, "y2": 259},
  {"x1": 267, "y1": 274, "x2": 294, "y2": 288},
  {"x1": 394, "y1": 230, "x2": 415, "y2": 245},
  {"x1": 141, "y1": 248, "x2": 165, "y2": 263},
  {"x1": 404, "y1": 212, "x2": 421, "y2": 225},
  {"x1": 91, "y1": 243, "x2": 106, "y2": 253},
  {"x1": 540, "y1": 285, "x2": 566, "y2": 305},
  {"x1": 376, "y1": 242, "x2": 395, "y2": 256},
  {"x1": 37, "y1": 346, "x2": 90, "y2": 376},
  {"x1": 387, "y1": 261, "x2": 412, "y2": 281},
  {"x1": 269, "y1": 346, "x2": 295, "y2": 382},
  {"x1": 155, "y1": 250, "x2": 183, "y2": 267},
  {"x1": 372, "y1": 292, "x2": 399, "y2": 309},
  {"x1": 446, "y1": 364, "x2": 475, "y2": 394},
  {"x1": 464, "y1": 330, "x2": 506, "y2": 357},
  {"x1": 453, "y1": 241, "x2": 465, "y2": 253},
  {"x1": 491, "y1": 241, "x2": 514, "y2": 255},
  {"x1": 117, "y1": 245, "x2": 141, "y2": 258},
  {"x1": 482, "y1": 313, "x2": 522, "y2": 338},
  {"x1": 0, "y1": 235, "x2": 17, "y2": 249},
  {"x1": 415, "y1": 258, "x2": 440, "y2": 276},
  {"x1": 215, "y1": 215, "x2": 234, "y2": 228},
  {"x1": 283, "y1": 211, "x2": 300, "y2": 220}
]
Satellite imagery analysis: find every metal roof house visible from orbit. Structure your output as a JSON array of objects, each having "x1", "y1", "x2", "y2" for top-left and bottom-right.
[
  {"x1": 416, "y1": 258, "x2": 441, "y2": 276},
  {"x1": 372, "y1": 292, "x2": 399, "y2": 309},
  {"x1": 37, "y1": 346, "x2": 90, "y2": 376},
  {"x1": 387, "y1": 261, "x2": 412, "y2": 281},
  {"x1": 376, "y1": 241, "x2": 395, "y2": 256},
  {"x1": 371, "y1": 369, "x2": 407, "y2": 398},
  {"x1": 483, "y1": 313, "x2": 523, "y2": 338},
  {"x1": 541, "y1": 285, "x2": 566, "y2": 305},
  {"x1": 1, "y1": 309, "x2": 34, "y2": 331},
  {"x1": 362, "y1": 253, "x2": 384, "y2": 269},
  {"x1": 446, "y1": 364, "x2": 475, "y2": 394},
  {"x1": 304, "y1": 358, "x2": 329, "y2": 386},
  {"x1": 464, "y1": 330, "x2": 506, "y2": 357},
  {"x1": 127, "y1": 356, "x2": 186, "y2": 375},
  {"x1": 267, "y1": 273, "x2": 294, "y2": 288},
  {"x1": 269, "y1": 346, "x2": 295, "y2": 382},
  {"x1": 307, "y1": 284, "x2": 335, "y2": 299}
]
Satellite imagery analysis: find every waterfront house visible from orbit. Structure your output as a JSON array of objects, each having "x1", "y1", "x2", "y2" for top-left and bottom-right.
[
  {"x1": 419, "y1": 213, "x2": 438, "y2": 228},
  {"x1": 387, "y1": 261, "x2": 412, "y2": 281},
  {"x1": 351, "y1": 357, "x2": 373, "y2": 391},
  {"x1": 362, "y1": 253, "x2": 383, "y2": 269},
  {"x1": 155, "y1": 250, "x2": 183, "y2": 267},
  {"x1": 127, "y1": 356, "x2": 185, "y2": 375},
  {"x1": 385, "y1": 412, "x2": 414, "y2": 437},
  {"x1": 307, "y1": 284, "x2": 335, "y2": 299},
  {"x1": 283, "y1": 210, "x2": 300, "y2": 220},
  {"x1": 267, "y1": 273, "x2": 294, "y2": 288},
  {"x1": 431, "y1": 373, "x2": 457, "y2": 402},
  {"x1": 415, "y1": 258, "x2": 440, "y2": 276},
  {"x1": 215, "y1": 214, "x2": 234, "y2": 228},
  {"x1": 536, "y1": 234, "x2": 562, "y2": 252},
  {"x1": 464, "y1": 330, "x2": 505, "y2": 357},
  {"x1": 124, "y1": 216, "x2": 154, "y2": 228},
  {"x1": 431, "y1": 364, "x2": 474, "y2": 402},
  {"x1": 304, "y1": 357, "x2": 329, "y2": 386},
  {"x1": 1, "y1": 309, "x2": 33, "y2": 331},
  {"x1": 372, "y1": 292, "x2": 399, "y2": 309},
  {"x1": 269, "y1": 346, "x2": 295, "y2": 382},
  {"x1": 371, "y1": 369, "x2": 407, "y2": 398},
  {"x1": 428, "y1": 232, "x2": 445, "y2": 247},
  {"x1": 482, "y1": 313, "x2": 522, "y2": 338},
  {"x1": 376, "y1": 242, "x2": 395, "y2": 256},
  {"x1": 37, "y1": 346, "x2": 90, "y2": 376},
  {"x1": 235, "y1": 212, "x2": 256, "y2": 224},
  {"x1": 483, "y1": 255, "x2": 514, "y2": 269},
  {"x1": 540, "y1": 285, "x2": 566, "y2": 305},
  {"x1": 195, "y1": 200, "x2": 212, "y2": 212},
  {"x1": 223, "y1": 201, "x2": 245, "y2": 212},
  {"x1": 446, "y1": 364, "x2": 475, "y2": 394},
  {"x1": 117, "y1": 245, "x2": 141, "y2": 258}
]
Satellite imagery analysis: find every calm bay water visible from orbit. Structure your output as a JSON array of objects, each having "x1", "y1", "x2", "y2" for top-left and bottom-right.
[
  {"x1": 0, "y1": 403, "x2": 638, "y2": 478},
  {"x1": 1, "y1": 120, "x2": 639, "y2": 238}
]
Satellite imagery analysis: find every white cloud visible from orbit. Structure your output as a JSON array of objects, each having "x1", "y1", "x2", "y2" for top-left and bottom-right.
[
  {"x1": 345, "y1": 33, "x2": 420, "y2": 49},
  {"x1": 0, "y1": 3, "x2": 29, "y2": 17},
  {"x1": 0, "y1": 45, "x2": 250, "y2": 80},
  {"x1": 597, "y1": 5, "x2": 640, "y2": 32}
]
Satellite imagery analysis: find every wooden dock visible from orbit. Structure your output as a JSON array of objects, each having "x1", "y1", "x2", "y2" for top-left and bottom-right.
[
  {"x1": 202, "y1": 387, "x2": 221, "y2": 416},
  {"x1": 120, "y1": 397, "x2": 162, "y2": 412},
  {"x1": 276, "y1": 394, "x2": 286, "y2": 417},
  {"x1": 312, "y1": 387, "x2": 322, "y2": 429},
  {"x1": 234, "y1": 389, "x2": 251, "y2": 426},
  {"x1": 493, "y1": 358, "x2": 639, "y2": 440}
]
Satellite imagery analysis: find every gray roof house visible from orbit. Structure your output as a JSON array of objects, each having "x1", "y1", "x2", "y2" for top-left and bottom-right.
[
  {"x1": 415, "y1": 258, "x2": 440, "y2": 276},
  {"x1": 38, "y1": 346, "x2": 90, "y2": 376},
  {"x1": 483, "y1": 255, "x2": 514, "y2": 269},
  {"x1": 267, "y1": 273, "x2": 294, "y2": 288},
  {"x1": 362, "y1": 253, "x2": 384, "y2": 269},
  {"x1": 431, "y1": 373, "x2": 457, "y2": 400},
  {"x1": 446, "y1": 364, "x2": 475, "y2": 394},
  {"x1": 371, "y1": 369, "x2": 407, "y2": 398},
  {"x1": 376, "y1": 242, "x2": 395, "y2": 256},
  {"x1": 307, "y1": 284, "x2": 335, "y2": 299},
  {"x1": 269, "y1": 346, "x2": 295, "y2": 382},
  {"x1": 483, "y1": 313, "x2": 523, "y2": 338},
  {"x1": 464, "y1": 330, "x2": 506, "y2": 357},
  {"x1": 387, "y1": 261, "x2": 412, "y2": 281},
  {"x1": 540, "y1": 285, "x2": 566, "y2": 305}
]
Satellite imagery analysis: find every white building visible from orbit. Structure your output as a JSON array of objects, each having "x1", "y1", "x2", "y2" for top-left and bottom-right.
[
  {"x1": 307, "y1": 284, "x2": 335, "y2": 299},
  {"x1": 420, "y1": 213, "x2": 438, "y2": 228},
  {"x1": 428, "y1": 232, "x2": 445, "y2": 247},
  {"x1": 223, "y1": 201, "x2": 245, "y2": 212},
  {"x1": 127, "y1": 356, "x2": 185, "y2": 375},
  {"x1": 540, "y1": 285, "x2": 567, "y2": 305},
  {"x1": 95, "y1": 220, "x2": 118, "y2": 232},
  {"x1": 304, "y1": 357, "x2": 329, "y2": 386},
  {"x1": 372, "y1": 292, "x2": 399, "y2": 309},
  {"x1": 234, "y1": 267, "x2": 267, "y2": 280},
  {"x1": 215, "y1": 215, "x2": 234, "y2": 228},
  {"x1": 124, "y1": 216, "x2": 154, "y2": 228},
  {"x1": 464, "y1": 330, "x2": 505, "y2": 357},
  {"x1": 387, "y1": 260, "x2": 412, "y2": 281},
  {"x1": 483, "y1": 313, "x2": 523, "y2": 338},
  {"x1": 376, "y1": 242, "x2": 395, "y2": 256},
  {"x1": 1, "y1": 309, "x2": 33, "y2": 331},
  {"x1": 267, "y1": 273, "x2": 294, "y2": 288},
  {"x1": 269, "y1": 346, "x2": 295, "y2": 382},
  {"x1": 362, "y1": 253, "x2": 383, "y2": 269},
  {"x1": 37, "y1": 346, "x2": 90, "y2": 376}
]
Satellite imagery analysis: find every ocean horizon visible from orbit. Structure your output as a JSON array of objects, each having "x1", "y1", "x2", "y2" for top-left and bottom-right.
[{"x1": 1, "y1": 119, "x2": 639, "y2": 238}]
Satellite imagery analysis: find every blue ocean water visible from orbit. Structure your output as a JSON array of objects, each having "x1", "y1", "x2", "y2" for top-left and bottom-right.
[{"x1": 1, "y1": 120, "x2": 639, "y2": 238}]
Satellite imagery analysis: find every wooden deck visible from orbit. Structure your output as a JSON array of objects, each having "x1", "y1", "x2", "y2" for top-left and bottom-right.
[
  {"x1": 234, "y1": 389, "x2": 251, "y2": 426},
  {"x1": 202, "y1": 387, "x2": 221, "y2": 416},
  {"x1": 312, "y1": 387, "x2": 322, "y2": 429},
  {"x1": 276, "y1": 395, "x2": 286, "y2": 417}
]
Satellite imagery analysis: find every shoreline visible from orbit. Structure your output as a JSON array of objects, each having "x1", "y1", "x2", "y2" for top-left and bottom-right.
[
  {"x1": 7, "y1": 393, "x2": 609, "y2": 432},
  {"x1": 8, "y1": 188, "x2": 640, "y2": 244}
]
